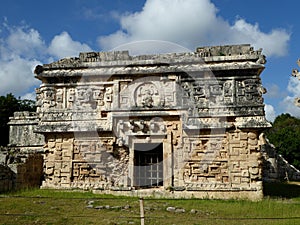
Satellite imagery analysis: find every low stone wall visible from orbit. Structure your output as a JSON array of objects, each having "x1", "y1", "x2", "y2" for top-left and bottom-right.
[
  {"x1": 0, "y1": 148, "x2": 44, "y2": 192},
  {"x1": 262, "y1": 139, "x2": 300, "y2": 182},
  {"x1": 93, "y1": 187, "x2": 263, "y2": 201},
  {"x1": 0, "y1": 164, "x2": 15, "y2": 192},
  {"x1": 0, "y1": 111, "x2": 45, "y2": 193},
  {"x1": 8, "y1": 111, "x2": 44, "y2": 147},
  {"x1": 16, "y1": 153, "x2": 44, "y2": 189}
]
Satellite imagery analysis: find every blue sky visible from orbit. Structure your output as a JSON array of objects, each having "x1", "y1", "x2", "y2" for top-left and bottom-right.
[{"x1": 0, "y1": 0, "x2": 300, "y2": 121}]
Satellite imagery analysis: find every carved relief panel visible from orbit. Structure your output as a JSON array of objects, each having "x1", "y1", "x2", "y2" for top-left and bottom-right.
[
  {"x1": 236, "y1": 79, "x2": 263, "y2": 105},
  {"x1": 227, "y1": 130, "x2": 262, "y2": 188},
  {"x1": 119, "y1": 77, "x2": 177, "y2": 109},
  {"x1": 43, "y1": 134, "x2": 74, "y2": 188},
  {"x1": 42, "y1": 87, "x2": 56, "y2": 109},
  {"x1": 38, "y1": 84, "x2": 114, "y2": 112},
  {"x1": 178, "y1": 129, "x2": 262, "y2": 190},
  {"x1": 181, "y1": 77, "x2": 264, "y2": 117},
  {"x1": 114, "y1": 117, "x2": 169, "y2": 147},
  {"x1": 74, "y1": 85, "x2": 113, "y2": 110},
  {"x1": 135, "y1": 82, "x2": 160, "y2": 108},
  {"x1": 179, "y1": 136, "x2": 229, "y2": 188},
  {"x1": 43, "y1": 133, "x2": 129, "y2": 189}
]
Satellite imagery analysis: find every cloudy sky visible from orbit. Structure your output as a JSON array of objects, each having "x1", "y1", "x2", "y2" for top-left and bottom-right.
[{"x1": 0, "y1": 0, "x2": 299, "y2": 121}]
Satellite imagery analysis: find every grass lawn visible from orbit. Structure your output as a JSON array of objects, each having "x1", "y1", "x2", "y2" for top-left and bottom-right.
[{"x1": 0, "y1": 182, "x2": 299, "y2": 225}]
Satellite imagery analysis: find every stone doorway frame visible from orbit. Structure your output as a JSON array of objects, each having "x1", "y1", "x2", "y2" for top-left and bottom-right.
[
  {"x1": 127, "y1": 134, "x2": 173, "y2": 189},
  {"x1": 133, "y1": 142, "x2": 164, "y2": 188}
]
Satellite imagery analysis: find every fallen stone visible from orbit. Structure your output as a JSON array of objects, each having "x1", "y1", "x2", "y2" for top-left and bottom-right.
[
  {"x1": 87, "y1": 200, "x2": 94, "y2": 205},
  {"x1": 190, "y1": 209, "x2": 197, "y2": 214},
  {"x1": 123, "y1": 205, "x2": 131, "y2": 210},
  {"x1": 166, "y1": 206, "x2": 176, "y2": 212},
  {"x1": 175, "y1": 208, "x2": 185, "y2": 213}
]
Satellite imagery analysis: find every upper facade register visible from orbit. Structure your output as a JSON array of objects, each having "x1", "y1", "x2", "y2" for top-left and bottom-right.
[{"x1": 34, "y1": 44, "x2": 269, "y2": 133}]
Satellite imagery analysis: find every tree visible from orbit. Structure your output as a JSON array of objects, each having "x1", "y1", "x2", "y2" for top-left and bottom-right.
[
  {"x1": 265, "y1": 113, "x2": 300, "y2": 169},
  {"x1": 0, "y1": 93, "x2": 36, "y2": 146}
]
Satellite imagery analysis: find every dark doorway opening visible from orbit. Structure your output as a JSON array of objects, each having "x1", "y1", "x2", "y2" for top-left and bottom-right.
[{"x1": 134, "y1": 143, "x2": 163, "y2": 188}]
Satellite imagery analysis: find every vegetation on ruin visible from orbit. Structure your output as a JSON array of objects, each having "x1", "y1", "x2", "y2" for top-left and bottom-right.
[
  {"x1": 0, "y1": 182, "x2": 299, "y2": 225},
  {"x1": 0, "y1": 93, "x2": 36, "y2": 146},
  {"x1": 265, "y1": 113, "x2": 300, "y2": 169}
]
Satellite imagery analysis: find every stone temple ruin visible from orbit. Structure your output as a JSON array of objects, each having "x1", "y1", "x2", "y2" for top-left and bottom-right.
[
  {"x1": 6, "y1": 43, "x2": 298, "y2": 200},
  {"x1": 30, "y1": 44, "x2": 272, "y2": 200}
]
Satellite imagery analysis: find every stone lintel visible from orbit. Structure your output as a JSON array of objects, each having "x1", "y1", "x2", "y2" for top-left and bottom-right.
[{"x1": 36, "y1": 61, "x2": 264, "y2": 79}]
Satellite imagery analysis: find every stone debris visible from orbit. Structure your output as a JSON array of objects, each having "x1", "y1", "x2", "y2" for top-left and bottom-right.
[
  {"x1": 190, "y1": 209, "x2": 197, "y2": 214},
  {"x1": 87, "y1": 200, "x2": 95, "y2": 205},
  {"x1": 175, "y1": 208, "x2": 185, "y2": 213},
  {"x1": 166, "y1": 207, "x2": 176, "y2": 212},
  {"x1": 86, "y1": 203, "x2": 131, "y2": 211},
  {"x1": 166, "y1": 207, "x2": 186, "y2": 213},
  {"x1": 86, "y1": 204, "x2": 94, "y2": 209}
]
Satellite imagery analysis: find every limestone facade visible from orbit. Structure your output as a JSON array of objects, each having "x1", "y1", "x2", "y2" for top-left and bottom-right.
[{"x1": 34, "y1": 44, "x2": 271, "y2": 200}]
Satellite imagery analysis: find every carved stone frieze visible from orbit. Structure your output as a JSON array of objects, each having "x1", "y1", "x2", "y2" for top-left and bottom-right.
[
  {"x1": 135, "y1": 82, "x2": 160, "y2": 108},
  {"x1": 177, "y1": 129, "x2": 262, "y2": 191},
  {"x1": 181, "y1": 77, "x2": 265, "y2": 118},
  {"x1": 37, "y1": 84, "x2": 114, "y2": 112},
  {"x1": 119, "y1": 78, "x2": 177, "y2": 109},
  {"x1": 42, "y1": 133, "x2": 127, "y2": 189}
]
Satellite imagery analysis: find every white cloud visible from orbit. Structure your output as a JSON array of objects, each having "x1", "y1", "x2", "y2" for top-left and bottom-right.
[
  {"x1": 48, "y1": 31, "x2": 92, "y2": 58},
  {"x1": 280, "y1": 96, "x2": 300, "y2": 118},
  {"x1": 111, "y1": 40, "x2": 191, "y2": 55},
  {"x1": 264, "y1": 104, "x2": 276, "y2": 122},
  {"x1": 6, "y1": 27, "x2": 46, "y2": 59},
  {"x1": 0, "y1": 23, "x2": 92, "y2": 98},
  {"x1": 98, "y1": 0, "x2": 290, "y2": 57},
  {"x1": 0, "y1": 23, "x2": 44, "y2": 97},
  {"x1": 280, "y1": 77, "x2": 300, "y2": 118},
  {"x1": 230, "y1": 19, "x2": 290, "y2": 57},
  {"x1": 287, "y1": 76, "x2": 300, "y2": 95},
  {"x1": 0, "y1": 56, "x2": 41, "y2": 96}
]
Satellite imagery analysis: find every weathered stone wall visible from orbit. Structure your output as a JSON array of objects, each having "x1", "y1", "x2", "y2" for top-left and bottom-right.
[
  {"x1": 0, "y1": 111, "x2": 44, "y2": 192},
  {"x1": 42, "y1": 133, "x2": 128, "y2": 189},
  {"x1": 16, "y1": 153, "x2": 44, "y2": 189},
  {"x1": 34, "y1": 44, "x2": 271, "y2": 200},
  {"x1": 8, "y1": 111, "x2": 44, "y2": 148},
  {"x1": 178, "y1": 130, "x2": 263, "y2": 191},
  {"x1": 0, "y1": 164, "x2": 15, "y2": 192}
]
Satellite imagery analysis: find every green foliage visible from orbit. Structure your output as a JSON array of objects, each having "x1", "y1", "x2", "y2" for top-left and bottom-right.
[
  {"x1": 265, "y1": 113, "x2": 300, "y2": 169},
  {"x1": 0, "y1": 93, "x2": 36, "y2": 146},
  {"x1": 263, "y1": 182, "x2": 300, "y2": 198}
]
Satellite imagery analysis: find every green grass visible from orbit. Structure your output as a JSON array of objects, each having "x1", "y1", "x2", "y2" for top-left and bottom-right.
[{"x1": 0, "y1": 183, "x2": 299, "y2": 225}]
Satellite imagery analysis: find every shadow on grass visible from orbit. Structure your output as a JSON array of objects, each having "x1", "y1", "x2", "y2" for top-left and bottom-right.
[{"x1": 263, "y1": 182, "x2": 300, "y2": 199}]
